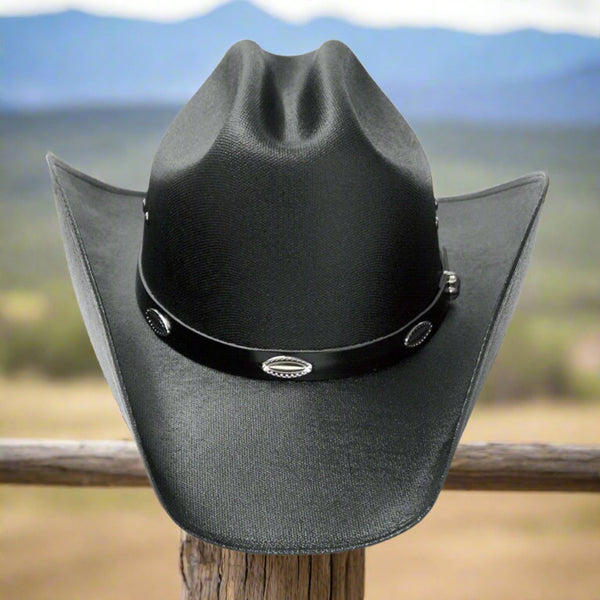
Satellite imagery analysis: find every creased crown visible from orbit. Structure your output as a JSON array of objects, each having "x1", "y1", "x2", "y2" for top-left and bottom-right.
[{"x1": 141, "y1": 40, "x2": 441, "y2": 350}]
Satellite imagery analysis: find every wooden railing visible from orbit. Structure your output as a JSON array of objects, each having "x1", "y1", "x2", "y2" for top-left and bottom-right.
[
  {"x1": 2, "y1": 438, "x2": 599, "y2": 599},
  {"x1": 1, "y1": 439, "x2": 599, "y2": 491}
]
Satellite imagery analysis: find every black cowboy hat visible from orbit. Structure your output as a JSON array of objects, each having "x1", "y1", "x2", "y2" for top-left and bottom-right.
[{"x1": 48, "y1": 40, "x2": 548, "y2": 554}]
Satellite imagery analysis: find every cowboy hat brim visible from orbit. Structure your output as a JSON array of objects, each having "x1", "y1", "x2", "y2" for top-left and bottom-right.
[{"x1": 47, "y1": 152, "x2": 548, "y2": 554}]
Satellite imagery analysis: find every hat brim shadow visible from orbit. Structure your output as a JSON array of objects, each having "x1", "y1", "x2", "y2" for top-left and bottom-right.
[{"x1": 47, "y1": 153, "x2": 548, "y2": 554}]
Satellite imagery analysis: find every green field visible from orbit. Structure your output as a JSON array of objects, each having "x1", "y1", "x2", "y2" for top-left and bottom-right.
[{"x1": 1, "y1": 108, "x2": 599, "y2": 398}]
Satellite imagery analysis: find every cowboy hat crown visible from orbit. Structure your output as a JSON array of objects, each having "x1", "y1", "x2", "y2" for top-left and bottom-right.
[{"x1": 141, "y1": 40, "x2": 445, "y2": 358}]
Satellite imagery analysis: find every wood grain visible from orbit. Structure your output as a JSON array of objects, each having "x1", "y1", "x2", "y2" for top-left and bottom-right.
[{"x1": 179, "y1": 533, "x2": 364, "y2": 600}]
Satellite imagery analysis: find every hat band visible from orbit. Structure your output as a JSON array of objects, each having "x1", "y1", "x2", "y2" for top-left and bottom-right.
[{"x1": 135, "y1": 255, "x2": 458, "y2": 381}]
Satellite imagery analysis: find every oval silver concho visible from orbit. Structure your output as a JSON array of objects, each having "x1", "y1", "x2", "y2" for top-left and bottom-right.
[
  {"x1": 261, "y1": 356, "x2": 313, "y2": 379},
  {"x1": 145, "y1": 308, "x2": 172, "y2": 337},
  {"x1": 404, "y1": 320, "x2": 433, "y2": 348}
]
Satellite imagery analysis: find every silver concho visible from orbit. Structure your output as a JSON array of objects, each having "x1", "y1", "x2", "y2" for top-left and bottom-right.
[
  {"x1": 145, "y1": 308, "x2": 171, "y2": 337},
  {"x1": 262, "y1": 355, "x2": 313, "y2": 379},
  {"x1": 444, "y1": 270, "x2": 460, "y2": 300},
  {"x1": 404, "y1": 320, "x2": 433, "y2": 348}
]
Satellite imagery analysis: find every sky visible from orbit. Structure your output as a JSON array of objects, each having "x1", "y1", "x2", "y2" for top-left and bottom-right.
[{"x1": 0, "y1": 0, "x2": 599, "y2": 36}]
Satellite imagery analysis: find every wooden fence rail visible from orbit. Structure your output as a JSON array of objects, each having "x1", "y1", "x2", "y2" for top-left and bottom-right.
[
  {"x1": 3, "y1": 438, "x2": 600, "y2": 599},
  {"x1": 1, "y1": 439, "x2": 599, "y2": 491}
]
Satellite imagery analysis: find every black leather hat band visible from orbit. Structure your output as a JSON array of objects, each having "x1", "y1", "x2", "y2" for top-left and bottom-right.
[{"x1": 135, "y1": 252, "x2": 459, "y2": 381}]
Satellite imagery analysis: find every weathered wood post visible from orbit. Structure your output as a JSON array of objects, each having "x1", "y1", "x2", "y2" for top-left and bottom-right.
[{"x1": 179, "y1": 533, "x2": 365, "y2": 600}]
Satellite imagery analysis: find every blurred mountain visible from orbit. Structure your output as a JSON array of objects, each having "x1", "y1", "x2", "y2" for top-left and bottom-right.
[{"x1": 1, "y1": 0, "x2": 599, "y2": 122}]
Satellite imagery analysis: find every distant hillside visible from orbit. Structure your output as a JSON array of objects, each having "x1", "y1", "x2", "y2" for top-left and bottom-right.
[{"x1": 1, "y1": 0, "x2": 599, "y2": 122}]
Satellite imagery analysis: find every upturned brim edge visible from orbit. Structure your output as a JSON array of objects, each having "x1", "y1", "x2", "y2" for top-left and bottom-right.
[{"x1": 47, "y1": 152, "x2": 548, "y2": 554}]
